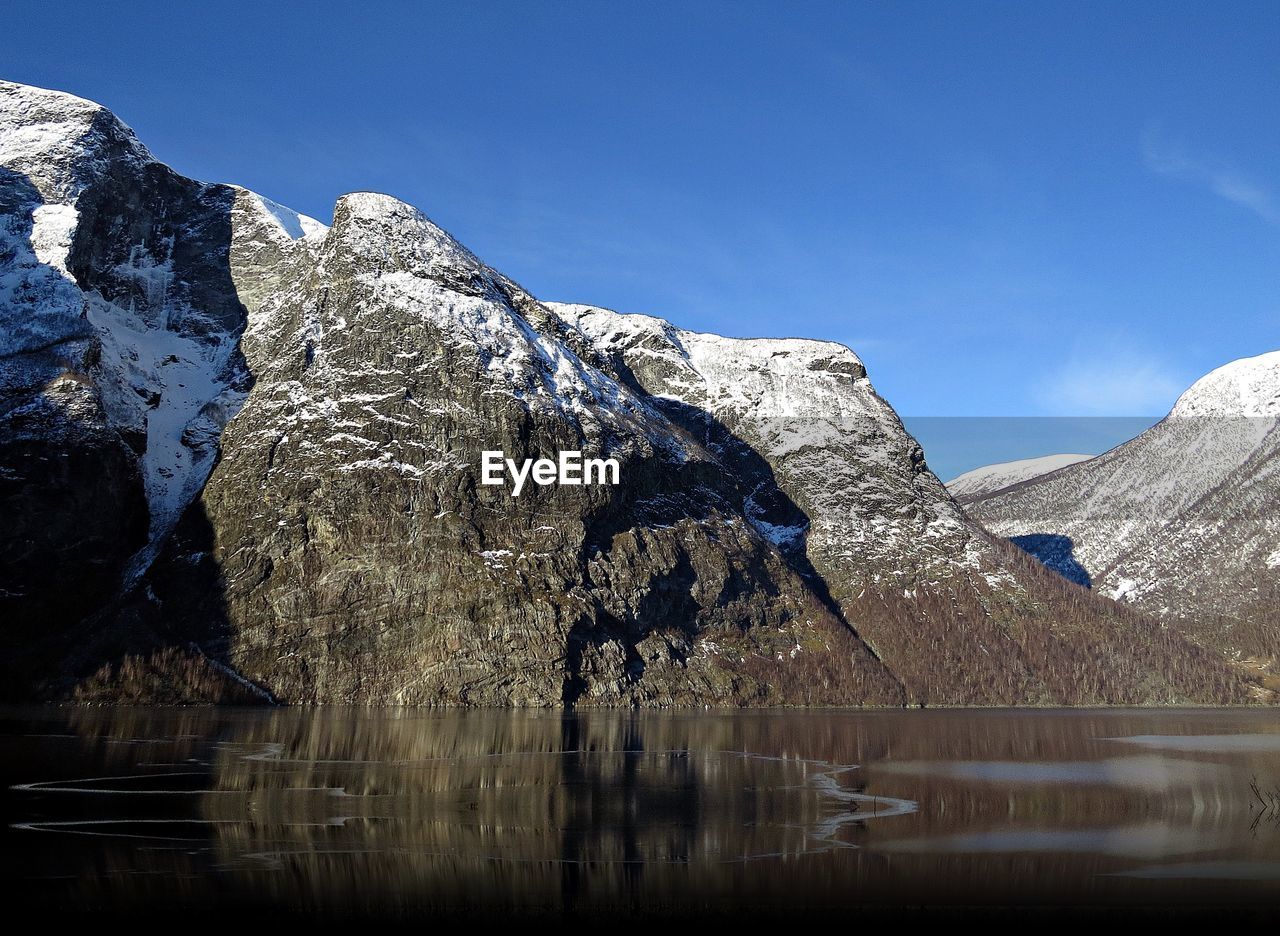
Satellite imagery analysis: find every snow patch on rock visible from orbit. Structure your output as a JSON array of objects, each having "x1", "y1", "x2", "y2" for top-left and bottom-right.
[
  {"x1": 28, "y1": 203, "x2": 78, "y2": 270},
  {"x1": 0, "y1": 79, "x2": 153, "y2": 201},
  {"x1": 0, "y1": 202, "x2": 88, "y2": 366},
  {"x1": 250, "y1": 191, "x2": 328, "y2": 241},
  {"x1": 86, "y1": 293, "x2": 247, "y2": 579}
]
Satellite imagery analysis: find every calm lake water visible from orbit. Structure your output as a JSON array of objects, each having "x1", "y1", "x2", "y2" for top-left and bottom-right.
[{"x1": 2, "y1": 706, "x2": 1278, "y2": 918}]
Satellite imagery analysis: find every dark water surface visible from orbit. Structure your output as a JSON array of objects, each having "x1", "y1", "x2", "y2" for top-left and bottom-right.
[{"x1": 2, "y1": 706, "x2": 1279, "y2": 918}]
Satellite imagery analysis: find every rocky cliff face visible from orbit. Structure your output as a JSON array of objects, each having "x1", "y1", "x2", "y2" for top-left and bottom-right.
[
  {"x1": 0, "y1": 80, "x2": 250, "y2": 691},
  {"x1": 966, "y1": 353, "x2": 1280, "y2": 681},
  {"x1": 0, "y1": 80, "x2": 1258, "y2": 705},
  {"x1": 163, "y1": 188, "x2": 910, "y2": 706}
]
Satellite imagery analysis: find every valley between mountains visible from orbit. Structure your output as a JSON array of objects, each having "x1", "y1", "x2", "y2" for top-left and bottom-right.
[{"x1": 0, "y1": 80, "x2": 1271, "y2": 706}]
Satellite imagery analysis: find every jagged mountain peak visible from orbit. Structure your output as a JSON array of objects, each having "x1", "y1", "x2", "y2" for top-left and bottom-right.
[
  {"x1": 554, "y1": 303, "x2": 987, "y2": 574},
  {"x1": 0, "y1": 79, "x2": 154, "y2": 202},
  {"x1": 552, "y1": 302, "x2": 874, "y2": 423},
  {"x1": 556, "y1": 301, "x2": 868, "y2": 374},
  {"x1": 1169, "y1": 350, "x2": 1280, "y2": 418},
  {"x1": 228, "y1": 186, "x2": 328, "y2": 243},
  {"x1": 328, "y1": 190, "x2": 485, "y2": 277},
  {"x1": 298, "y1": 199, "x2": 668, "y2": 440},
  {"x1": 554, "y1": 302, "x2": 690, "y2": 354}
]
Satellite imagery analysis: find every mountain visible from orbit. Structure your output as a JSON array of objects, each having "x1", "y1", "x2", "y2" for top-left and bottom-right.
[
  {"x1": 0, "y1": 80, "x2": 1257, "y2": 706},
  {"x1": 947, "y1": 454, "x2": 1094, "y2": 500},
  {"x1": 965, "y1": 352, "x2": 1280, "y2": 683},
  {"x1": 547, "y1": 304, "x2": 1258, "y2": 703}
]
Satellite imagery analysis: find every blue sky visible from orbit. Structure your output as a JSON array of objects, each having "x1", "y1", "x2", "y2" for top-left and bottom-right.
[{"x1": 6, "y1": 1, "x2": 1278, "y2": 469}]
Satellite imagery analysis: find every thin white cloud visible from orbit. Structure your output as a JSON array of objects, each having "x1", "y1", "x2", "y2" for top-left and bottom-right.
[
  {"x1": 1204, "y1": 172, "x2": 1279, "y2": 223},
  {"x1": 1038, "y1": 351, "x2": 1185, "y2": 416},
  {"x1": 1142, "y1": 125, "x2": 1280, "y2": 225}
]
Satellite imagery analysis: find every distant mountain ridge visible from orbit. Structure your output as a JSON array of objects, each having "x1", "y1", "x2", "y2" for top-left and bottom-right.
[
  {"x1": 0, "y1": 80, "x2": 1259, "y2": 706},
  {"x1": 947, "y1": 453, "x2": 1094, "y2": 500},
  {"x1": 966, "y1": 352, "x2": 1280, "y2": 683}
]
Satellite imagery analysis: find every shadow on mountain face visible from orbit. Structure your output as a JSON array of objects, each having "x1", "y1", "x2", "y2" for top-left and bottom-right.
[
  {"x1": 1009, "y1": 534, "x2": 1092, "y2": 588},
  {"x1": 634, "y1": 396, "x2": 851, "y2": 626},
  {"x1": 0, "y1": 162, "x2": 259, "y2": 703},
  {"x1": 0, "y1": 166, "x2": 148, "y2": 696},
  {"x1": 560, "y1": 387, "x2": 888, "y2": 706},
  {"x1": 590, "y1": 347, "x2": 895, "y2": 642},
  {"x1": 69, "y1": 497, "x2": 263, "y2": 704}
]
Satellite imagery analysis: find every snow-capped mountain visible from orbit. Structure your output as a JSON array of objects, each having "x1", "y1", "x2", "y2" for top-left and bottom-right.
[
  {"x1": 966, "y1": 352, "x2": 1280, "y2": 678},
  {"x1": 551, "y1": 303, "x2": 981, "y2": 573},
  {"x1": 0, "y1": 81, "x2": 1256, "y2": 705},
  {"x1": 947, "y1": 454, "x2": 1094, "y2": 500},
  {"x1": 549, "y1": 304, "x2": 1257, "y2": 702}
]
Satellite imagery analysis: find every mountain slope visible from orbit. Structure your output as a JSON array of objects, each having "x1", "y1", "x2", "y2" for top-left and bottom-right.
[
  {"x1": 966, "y1": 352, "x2": 1280, "y2": 676},
  {"x1": 948, "y1": 454, "x2": 1094, "y2": 500},
  {"x1": 551, "y1": 304, "x2": 1257, "y2": 703},
  {"x1": 177, "y1": 190, "x2": 919, "y2": 706},
  {"x1": 0, "y1": 81, "x2": 1257, "y2": 706}
]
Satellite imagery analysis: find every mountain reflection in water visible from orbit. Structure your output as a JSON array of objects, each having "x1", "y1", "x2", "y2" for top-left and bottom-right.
[{"x1": 2, "y1": 707, "x2": 1278, "y2": 918}]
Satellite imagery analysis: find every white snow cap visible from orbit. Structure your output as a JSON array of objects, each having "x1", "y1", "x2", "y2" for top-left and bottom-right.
[
  {"x1": 0, "y1": 79, "x2": 153, "y2": 200},
  {"x1": 331, "y1": 191, "x2": 486, "y2": 273},
  {"x1": 249, "y1": 191, "x2": 328, "y2": 241},
  {"x1": 946, "y1": 453, "x2": 1094, "y2": 498},
  {"x1": 1169, "y1": 350, "x2": 1280, "y2": 418}
]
